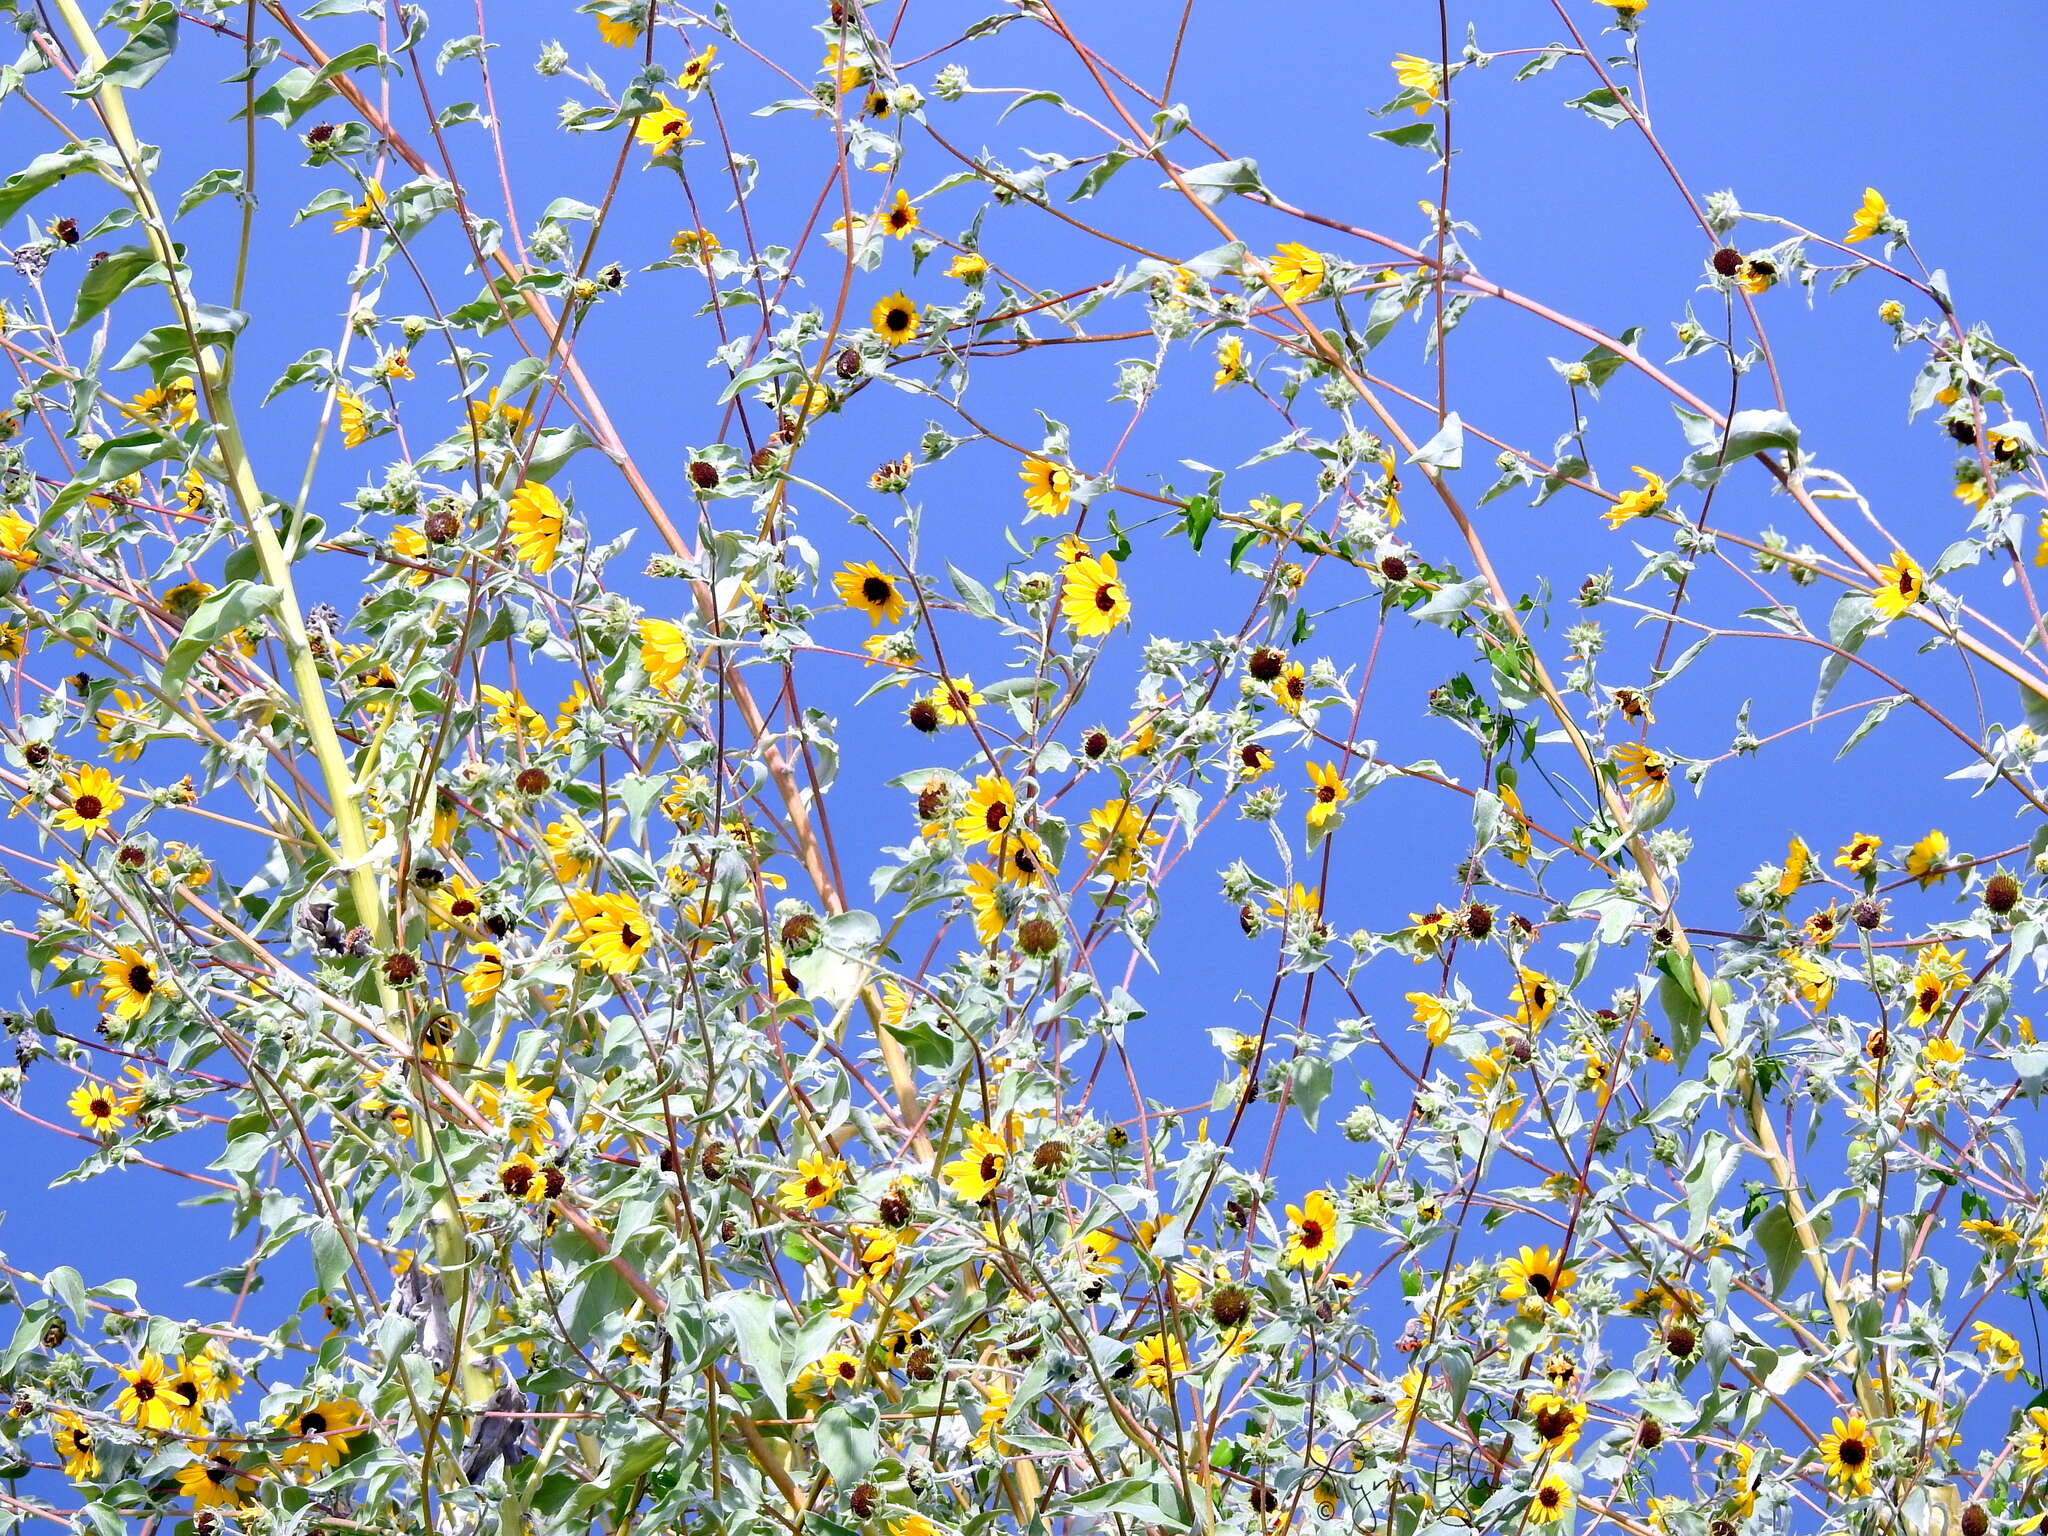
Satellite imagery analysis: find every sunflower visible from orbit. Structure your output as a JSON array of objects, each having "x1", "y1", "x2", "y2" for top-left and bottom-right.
[
  {"x1": 1018, "y1": 457, "x2": 1074, "y2": 518},
  {"x1": 1612, "y1": 742, "x2": 1672, "y2": 803},
  {"x1": 930, "y1": 675, "x2": 983, "y2": 726},
  {"x1": 1267, "y1": 242, "x2": 1326, "y2": 303},
  {"x1": 1305, "y1": 761, "x2": 1349, "y2": 827},
  {"x1": 1061, "y1": 554, "x2": 1130, "y2": 637},
  {"x1": 1079, "y1": 799, "x2": 1162, "y2": 882},
  {"x1": 1274, "y1": 660, "x2": 1309, "y2": 716},
  {"x1": 1785, "y1": 951, "x2": 1834, "y2": 1010},
  {"x1": 1904, "y1": 829, "x2": 1948, "y2": 886},
  {"x1": 69, "y1": 1080, "x2": 128, "y2": 1134},
  {"x1": 639, "y1": 619, "x2": 693, "y2": 692},
  {"x1": 1281, "y1": 1189, "x2": 1342, "y2": 1269},
  {"x1": 833, "y1": 561, "x2": 909, "y2": 626},
  {"x1": 1214, "y1": 335, "x2": 1248, "y2": 390},
  {"x1": 2020, "y1": 1408, "x2": 2048, "y2": 1475},
  {"x1": 98, "y1": 943, "x2": 162, "y2": 1020},
  {"x1": 633, "y1": 93, "x2": 693, "y2": 157},
  {"x1": 1871, "y1": 550, "x2": 1924, "y2": 620},
  {"x1": 331, "y1": 184, "x2": 384, "y2": 233},
  {"x1": 952, "y1": 775, "x2": 1017, "y2": 849},
  {"x1": 122, "y1": 376, "x2": 198, "y2": 429},
  {"x1": 0, "y1": 510, "x2": 35, "y2": 569},
  {"x1": 115, "y1": 1353, "x2": 182, "y2": 1432},
  {"x1": 506, "y1": 483, "x2": 566, "y2": 574},
  {"x1": 883, "y1": 188, "x2": 919, "y2": 239},
  {"x1": 1844, "y1": 187, "x2": 1890, "y2": 245},
  {"x1": 461, "y1": 944, "x2": 506, "y2": 1005},
  {"x1": 1904, "y1": 968, "x2": 1948, "y2": 1027},
  {"x1": 871, "y1": 291, "x2": 919, "y2": 346},
  {"x1": 1389, "y1": 54, "x2": 1440, "y2": 111},
  {"x1": 947, "y1": 250, "x2": 988, "y2": 281},
  {"x1": 962, "y1": 863, "x2": 1012, "y2": 944},
  {"x1": 567, "y1": 890, "x2": 653, "y2": 974},
  {"x1": 778, "y1": 1153, "x2": 848, "y2": 1213},
  {"x1": 54, "y1": 765, "x2": 126, "y2": 837},
  {"x1": 1237, "y1": 741, "x2": 1275, "y2": 781},
  {"x1": 278, "y1": 1397, "x2": 366, "y2": 1475},
  {"x1": 1835, "y1": 832, "x2": 1881, "y2": 874},
  {"x1": 941, "y1": 1122, "x2": 1008, "y2": 1202},
  {"x1": 677, "y1": 44, "x2": 717, "y2": 92},
  {"x1": 50, "y1": 1412, "x2": 97, "y2": 1480},
  {"x1": 1526, "y1": 1392, "x2": 1588, "y2": 1454},
  {"x1": 1132, "y1": 1331, "x2": 1187, "y2": 1393},
  {"x1": 163, "y1": 1362, "x2": 208, "y2": 1434},
  {"x1": 189, "y1": 1341, "x2": 243, "y2": 1403},
  {"x1": 1528, "y1": 1475, "x2": 1575, "y2": 1525},
  {"x1": 1776, "y1": 836, "x2": 1811, "y2": 899},
  {"x1": 1818, "y1": 1414, "x2": 1875, "y2": 1495},
  {"x1": 1972, "y1": 1321, "x2": 2024, "y2": 1380},
  {"x1": 1499, "y1": 1245, "x2": 1576, "y2": 1315},
  {"x1": 1407, "y1": 992, "x2": 1453, "y2": 1045},
  {"x1": 338, "y1": 387, "x2": 373, "y2": 447},
  {"x1": 1604, "y1": 467, "x2": 1667, "y2": 528}
]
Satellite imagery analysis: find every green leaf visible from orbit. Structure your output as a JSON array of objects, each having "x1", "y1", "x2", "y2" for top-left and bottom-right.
[
  {"x1": 161, "y1": 582, "x2": 281, "y2": 692},
  {"x1": 72, "y1": 3, "x2": 178, "y2": 93},
  {"x1": 1371, "y1": 121, "x2": 1442, "y2": 156},
  {"x1": 1175, "y1": 158, "x2": 1265, "y2": 205},
  {"x1": 1753, "y1": 1203, "x2": 1803, "y2": 1294},
  {"x1": 1409, "y1": 411, "x2": 1464, "y2": 470},
  {"x1": 814, "y1": 1400, "x2": 878, "y2": 1485},
  {"x1": 176, "y1": 168, "x2": 247, "y2": 217},
  {"x1": 310, "y1": 1224, "x2": 348, "y2": 1292},
  {"x1": 1289, "y1": 1056, "x2": 1332, "y2": 1130},
  {"x1": 712, "y1": 1290, "x2": 790, "y2": 1407},
  {"x1": 0, "y1": 144, "x2": 125, "y2": 228},
  {"x1": 66, "y1": 245, "x2": 158, "y2": 333}
]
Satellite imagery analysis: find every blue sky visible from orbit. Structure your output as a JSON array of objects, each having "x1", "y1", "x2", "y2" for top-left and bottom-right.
[{"x1": 10, "y1": 0, "x2": 2048, "y2": 1367}]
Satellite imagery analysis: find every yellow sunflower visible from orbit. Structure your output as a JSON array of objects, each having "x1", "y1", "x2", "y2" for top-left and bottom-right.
[
  {"x1": 114, "y1": 1353, "x2": 182, "y2": 1432},
  {"x1": 778, "y1": 1153, "x2": 848, "y2": 1213},
  {"x1": 953, "y1": 775, "x2": 1017, "y2": 848},
  {"x1": 1612, "y1": 742, "x2": 1672, "y2": 803},
  {"x1": 1018, "y1": 457, "x2": 1074, "y2": 518},
  {"x1": 1389, "y1": 54, "x2": 1440, "y2": 111},
  {"x1": 1871, "y1": 550, "x2": 1924, "y2": 620},
  {"x1": 941, "y1": 1123, "x2": 1008, "y2": 1202},
  {"x1": 53, "y1": 765, "x2": 126, "y2": 837},
  {"x1": 1132, "y1": 1331, "x2": 1188, "y2": 1393},
  {"x1": 633, "y1": 94, "x2": 693, "y2": 157},
  {"x1": 277, "y1": 1397, "x2": 367, "y2": 1475},
  {"x1": 461, "y1": 943, "x2": 506, "y2": 1005},
  {"x1": 1306, "y1": 761, "x2": 1349, "y2": 827},
  {"x1": 1267, "y1": 242, "x2": 1326, "y2": 303},
  {"x1": 1844, "y1": 187, "x2": 1889, "y2": 245},
  {"x1": 1281, "y1": 1189, "x2": 1342, "y2": 1269},
  {"x1": 1835, "y1": 832, "x2": 1881, "y2": 873},
  {"x1": 68, "y1": 1080, "x2": 128, "y2": 1135},
  {"x1": 882, "y1": 188, "x2": 919, "y2": 239},
  {"x1": 833, "y1": 561, "x2": 910, "y2": 626},
  {"x1": 1603, "y1": 467, "x2": 1667, "y2": 528},
  {"x1": 1528, "y1": 1475, "x2": 1575, "y2": 1525},
  {"x1": 50, "y1": 1411, "x2": 97, "y2": 1480},
  {"x1": 1817, "y1": 1414, "x2": 1875, "y2": 1495},
  {"x1": 639, "y1": 618, "x2": 694, "y2": 691},
  {"x1": 871, "y1": 291, "x2": 919, "y2": 346},
  {"x1": 98, "y1": 943, "x2": 163, "y2": 1020},
  {"x1": 1060, "y1": 554, "x2": 1130, "y2": 637},
  {"x1": 567, "y1": 890, "x2": 654, "y2": 974},
  {"x1": 1904, "y1": 829, "x2": 1948, "y2": 887},
  {"x1": 1214, "y1": 334, "x2": 1248, "y2": 390},
  {"x1": 1526, "y1": 1392, "x2": 1588, "y2": 1454},
  {"x1": 1079, "y1": 798, "x2": 1162, "y2": 882},
  {"x1": 506, "y1": 483, "x2": 566, "y2": 573},
  {"x1": 1499, "y1": 1245, "x2": 1576, "y2": 1315}
]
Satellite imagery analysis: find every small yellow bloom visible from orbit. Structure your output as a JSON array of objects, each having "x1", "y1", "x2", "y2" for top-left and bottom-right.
[
  {"x1": 1844, "y1": 187, "x2": 1889, "y2": 245},
  {"x1": 633, "y1": 94, "x2": 693, "y2": 157},
  {"x1": 1871, "y1": 550, "x2": 1924, "y2": 620},
  {"x1": 1390, "y1": 54, "x2": 1440, "y2": 112}
]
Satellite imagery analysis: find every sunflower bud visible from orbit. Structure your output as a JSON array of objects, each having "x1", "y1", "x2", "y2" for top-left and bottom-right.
[{"x1": 1985, "y1": 872, "x2": 2021, "y2": 915}]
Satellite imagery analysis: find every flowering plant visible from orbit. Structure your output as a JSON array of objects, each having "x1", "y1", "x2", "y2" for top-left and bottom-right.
[{"x1": 0, "y1": 5, "x2": 2042, "y2": 1536}]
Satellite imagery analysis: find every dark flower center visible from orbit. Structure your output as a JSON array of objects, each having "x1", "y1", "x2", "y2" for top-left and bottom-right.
[
  {"x1": 90, "y1": 1097, "x2": 113, "y2": 1117},
  {"x1": 1316, "y1": 785, "x2": 1337, "y2": 803},
  {"x1": 1838, "y1": 1437, "x2": 1867, "y2": 1467},
  {"x1": 978, "y1": 1153, "x2": 1000, "y2": 1182},
  {"x1": 1534, "y1": 1404, "x2": 1575, "y2": 1440},
  {"x1": 129, "y1": 965, "x2": 153, "y2": 994},
  {"x1": 861, "y1": 576, "x2": 892, "y2": 605},
  {"x1": 985, "y1": 802, "x2": 1010, "y2": 832},
  {"x1": 1299, "y1": 1220, "x2": 1325, "y2": 1248},
  {"x1": 74, "y1": 795, "x2": 104, "y2": 820},
  {"x1": 299, "y1": 1411, "x2": 328, "y2": 1435},
  {"x1": 620, "y1": 922, "x2": 644, "y2": 949},
  {"x1": 1094, "y1": 583, "x2": 1118, "y2": 613},
  {"x1": 132, "y1": 1379, "x2": 158, "y2": 1401},
  {"x1": 1528, "y1": 1271, "x2": 1554, "y2": 1298}
]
